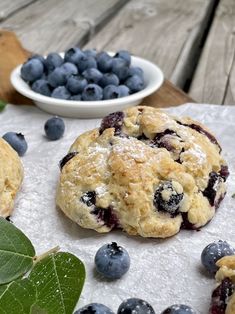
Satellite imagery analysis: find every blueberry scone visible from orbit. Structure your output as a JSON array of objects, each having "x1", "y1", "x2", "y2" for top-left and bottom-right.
[
  {"x1": 210, "y1": 255, "x2": 235, "y2": 313},
  {"x1": 0, "y1": 138, "x2": 23, "y2": 217},
  {"x1": 56, "y1": 106, "x2": 228, "y2": 238}
]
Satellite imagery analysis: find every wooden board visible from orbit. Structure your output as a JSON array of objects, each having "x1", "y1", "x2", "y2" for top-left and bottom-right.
[
  {"x1": 0, "y1": 0, "x2": 36, "y2": 21},
  {"x1": 0, "y1": 30, "x2": 193, "y2": 107},
  {"x1": 189, "y1": 0, "x2": 235, "y2": 105},
  {"x1": 83, "y1": 0, "x2": 217, "y2": 89},
  {"x1": 0, "y1": 0, "x2": 128, "y2": 54}
]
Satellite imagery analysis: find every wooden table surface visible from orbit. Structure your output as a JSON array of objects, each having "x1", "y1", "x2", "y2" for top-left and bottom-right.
[{"x1": 0, "y1": 0, "x2": 234, "y2": 106}]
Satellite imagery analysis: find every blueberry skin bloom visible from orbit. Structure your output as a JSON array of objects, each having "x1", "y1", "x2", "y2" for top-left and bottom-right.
[
  {"x1": 82, "y1": 84, "x2": 103, "y2": 101},
  {"x1": 125, "y1": 74, "x2": 145, "y2": 93},
  {"x1": 74, "y1": 303, "x2": 114, "y2": 314},
  {"x1": 2, "y1": 132, "x2": 28, "y2": 156},
  {"x1": 117, "y1": 298, "x2": 155, "y2": 314},
  {"x1": 66, "y1": 75, "x2": 87, "y2": 94},
  {"x1": 21, "y1": 59, "x2": 44, "y2": 82},
  {"x1": 103, "y1": 85, "x2": 120, "y2": 100},
  {"x1": 201, "y1": 240, "x2": 235, "y2": 274},
  {"x1": 51, "y1": 86, "x2": 71, "y2": 100},
  {"x1": 115, "y1": 50, "x2": 131, "y2": 67},
  {"x1": 45, "y1": 52, "x2": 63, "y2": 72},
  {"x1": 31, "y1": 79, "x2": 51, "y2": 96},
  {"x1": 64, "y1": 47, "x2": 85, "y2": 64},
  {"x1": 44, "y1": 116, "x2": 65, "y2": 140},
  {"x1": 161, "y1": 304, "x2": 196, "y2": 314},
  {"x1": 95, "y1": 242, "x2": 130, "y2": 279}
]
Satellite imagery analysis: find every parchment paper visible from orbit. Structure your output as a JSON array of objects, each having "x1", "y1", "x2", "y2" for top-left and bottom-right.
[{"x1": 1, "y1": 103, "x2": 235, "y2": 313}]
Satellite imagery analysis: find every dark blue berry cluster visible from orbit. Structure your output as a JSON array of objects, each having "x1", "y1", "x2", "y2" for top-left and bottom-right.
[{"x1": 20, "y1": 48, "x2": 145, "y2": 101}]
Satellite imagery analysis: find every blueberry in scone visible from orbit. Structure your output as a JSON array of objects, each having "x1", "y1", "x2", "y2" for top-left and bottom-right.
[
  {"x1": 0, "y1": 138, "x2": 23, "y2": 217},
  {"x1": 56, "y1": 106, "x2": 228, "y2": 238},
  {"x1": 210, "y1": 255, "x2": 235, "y2": 314}
]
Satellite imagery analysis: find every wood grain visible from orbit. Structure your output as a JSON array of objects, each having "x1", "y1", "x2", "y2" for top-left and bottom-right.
[
  {"x1": 83, "y1": 0, "x2": 215, "y2": 87},
  {"x1": 189, "y1": 0, "x2": 235, "y2": 105},
  {"x1": 0, "y1": 0, "x2": 36, "y2": 21},
  {"x1": 0, "y1": 0, "x2": 128, "y2": 54}
]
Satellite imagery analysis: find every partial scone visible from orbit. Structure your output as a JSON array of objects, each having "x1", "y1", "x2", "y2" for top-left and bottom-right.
[
  {"x1": 210, "y1": 255, "x2": 235, "y2": 313},
  {"x1": 56, "y1": 106, "x2": 228, "y2": 238},
  {"x1": 0, "y1": 138, "x2": 23, "y2": 217}
]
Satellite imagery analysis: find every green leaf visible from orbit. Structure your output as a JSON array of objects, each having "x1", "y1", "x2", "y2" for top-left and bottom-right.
[
  {"x1": 0, "y1": 218, "x2": 35, "y2": 284},
  {"x1": 29, "y1": 252, "x2": 85, "y2": 314},
  {"x1": 0, "y1": 100, "x2": 6, "y2": 111},
  {"x1": 0, "y1": 279, "x2": 36, "y2": 313},
  {"x1": 30, "y1": 304, "x2": 48, "y2": 314}
]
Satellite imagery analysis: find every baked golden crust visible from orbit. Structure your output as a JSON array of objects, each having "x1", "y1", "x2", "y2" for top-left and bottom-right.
[
  {"x1": 0, "y1": 138, "x2": 23, "y2": 217},
  {"x1": 56, "y1": 106, "x2": 228, "y2": 238}
]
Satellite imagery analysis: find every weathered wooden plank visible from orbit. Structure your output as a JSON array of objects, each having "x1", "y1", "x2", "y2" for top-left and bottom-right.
[
  {"x1": 189, "y1": 0, "x2": 235, "y2": 105},
  {"x1": 83, "y1": 0, "x2": 216, "y2": 87},
  {"x1": 0, "y1": 0, "x2": 128, "y2": 54},
  {"x1": 0, "y1": 0, "x2": 36, "y2": 22}
]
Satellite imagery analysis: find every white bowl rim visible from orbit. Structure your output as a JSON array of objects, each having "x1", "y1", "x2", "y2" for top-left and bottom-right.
[{"x1": 11, "y1": 53, "x2": 164, "y2": 109}]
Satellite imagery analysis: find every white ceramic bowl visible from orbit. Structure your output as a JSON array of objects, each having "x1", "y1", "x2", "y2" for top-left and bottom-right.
[{"x1": 11, "y1": 53, "x2": 164, "y2": 118}]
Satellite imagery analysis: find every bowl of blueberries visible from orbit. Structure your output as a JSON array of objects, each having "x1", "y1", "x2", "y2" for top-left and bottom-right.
[{"x1": 11, "y1": 48, "x2": 164, "y2": 118}]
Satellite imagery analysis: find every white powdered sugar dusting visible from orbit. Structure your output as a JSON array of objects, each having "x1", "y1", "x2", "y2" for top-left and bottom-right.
[{"x1": 1, "y1": 103, "x2": 235, "y2": 314}]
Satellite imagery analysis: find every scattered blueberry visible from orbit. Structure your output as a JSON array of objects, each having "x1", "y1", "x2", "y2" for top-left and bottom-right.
[
  {"x1": 60, "y1": 152, "x2": 78, "y2": 170},
  {"x1": 112, "y1": 58, "x2": 129, "y2": 81},
  {"x1": 66, "y1": 75, "x2": 88, "y2": 94},
  {"x1": 99, "y1": 73, "x2": 119, "y2": 87},
  {"x1": 51, "y1": 86, "x2": 71, "y2": 100},
  {"x1": 70, "y1": 94, "x2": 82, "y2": 100},
  {"x1": 84, "y1": 49, "x2": 97, "y2": 58},
  {"x1": 2, "y1": 132, "x2": 28, "y2": 156},
  {"x1": 118, "y1": 85, "x2": 130, "y2": 97},
  {"x1": 103, "y1": 85, "x2": 120, "y2": 100},
  {"x1": 77, "y1": 56, "x2": 97, "y2": 72},
  {"x1": 48, "y1": 67, "x2": 67, "y2": 88},
  {"x1": 31, "y1": 79, "x2": 51, "y2": 96},
  {"x1": 95, "y1": 242, "x2": 130, "y2": 279},
  {"x1": 125, "y1": 74, "x2": 145, "y2": 92},
  {"x1": 60, "y1": 62, "x2": 78, "y2": 77},
  {"x1": 74, "y1": 303, "x2": 114, "y2": 314},
  {"x1": 45, "y1": 52, "x2": 63, "y2": 73},
  {"x1": 153, "y1": 181, "x2": 184, "y2": 215},
  {"x1": 117, "y1": 298, "x2": 155, "y2": 314},
  {"x1": 64, "y1": 47, "x2": 85, "y2": 64},
  {"x1": 115, "y1": 50, "x2": 131, "y2": 67},
  {"x1": 82, "y1": 84, "x2": 103, "y2": 101},
  {"x1": 128, "y1": 66, "x2": 144, "y2": 78},
  {"x1": 96, "y1": 51, "x2": 113, "y2": 72},
  {"x1": 201, "y1": 240, "x2": 235, "y2": 274},
  {"x1": 99, "y1": 111, "x2": 124, "y2": 135},
  {"x1": 21, "y1": 59, "x2": 44, "y2": 82},
  {"x1": 161, "y1": 304, "x2": 196, "y2": 314},
  {"x1": 44, "y1": 116, "x2": 65, "y2": 140},
  {"x1": 82, "y1": 68, "x2": 103, "y2": 84}
]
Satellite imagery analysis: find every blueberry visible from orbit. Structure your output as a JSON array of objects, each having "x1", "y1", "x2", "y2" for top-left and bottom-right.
[
  {"x1": 112, "y1": 58, "x2": 129, "y2": 81},
  {"x1": 77, "y1": 56, "x2": 97, "y2": 72},
  {"x1": 82, "y1": 68, "x2": 103, "y2": 84},
  {"x1": 31, "y1": 79, "x2": 51, "y2": 96},
  {"x1": 117, "y1": 298, "x2": 155, "y2": 314},
  {"x1": 99, "y1": 111, "x2": 124, "y2": 135},
  {"x1": 66, "y1": 75, "x2": 87, "y2": 94},
  {"x1": 210, "y1": 278, "x2": 234, "y2": 313},
  {"x1": 161, "y1": 304, "x2": 196, "y2": 314},
  {"x1": 103, "y1": 85, "x2": 121, "y2": 100},
  {"x1": 80, "y1": 191, "x2": 96, "y2": 207},
  {"x1": 96, "y1": 51, "x2": 113, "y2": 72},
  {"x1": 70, "y1": 94, "x2": 82, "y2": 100},
  {"x1": 51, "y1": 86, "x2": 71, "y2": 100},
  {"x1": 118, "y1": 85, "x2": 130, "y2": 97},
  {"x1": 153, "y1": 181, "x2": 184, "y2": 215},
  {"x1": 92, "y1": 206, "x2": 119, "y2": 229},
  {"x1": 28, "y1": 54, "x2": 46, "y2": 69},
  {"x1": 84, "y1": 49, "x2": 97, "y2": 58},
  {"x1": 21, "y1": 59, "x2": 44, "y2": 82},
  {"x1": 201, "y1": 240, "x2": 235, "y2": 274},
  {"x1": 82, "y1": 84, "x2": 103, "y2": 101},
  {"x1": 99, "y1": 73, "x2": 119, "y2": 87},
  {"x1": 114, "y1": 50, "x2": 131, "y2": 67},
  {"x1": 2, "y1": 132, "x2": 28, "y2": 156},
  {"x1": 128, "y1": 66, "x2": 144, "y2": 78},
  {"x1": 95, "y1": 242, "x2": 130, "y2": 279},
  {"x1": 125, "y1": 75, "x2": 145, "y2": 93},
  {"x1": 48, "y1": 68, "x2": 67, "y2": 87},
  {"x1": 202, "y1": 172, "x2": 223, "y2": 207},
  {"x1": 60, "y1": 62, "x2": 78, "y2": 77},
  {"x1": 60, "y1": 152, "x2": 78, "y2": 170},
  {"x1": 45, "y1": 52, "x2": 63, "y2": 72},
  {"x1": 44, "y1": 116, "x2": 65, "y2": 140},
  {"x1": 74, "y1": 303, "x2": 114, "y2": 314},
  {"x1": 64, "y1": 47, "x2": 85, "y2": 64}
]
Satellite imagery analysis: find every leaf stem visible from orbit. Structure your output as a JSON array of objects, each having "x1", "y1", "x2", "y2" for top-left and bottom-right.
[{"x1": 34, "y1": 246, "x2": 60, "y2": 263}]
